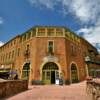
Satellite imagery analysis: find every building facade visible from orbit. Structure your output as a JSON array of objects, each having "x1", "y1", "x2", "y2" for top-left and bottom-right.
[{"x1": 0, "y1": 26, "x2": 100, "y2": 84}]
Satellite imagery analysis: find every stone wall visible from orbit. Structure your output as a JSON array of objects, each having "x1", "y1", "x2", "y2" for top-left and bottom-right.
[{"x1": 0, "y1": 80, "x2": 28, "y2": 98}]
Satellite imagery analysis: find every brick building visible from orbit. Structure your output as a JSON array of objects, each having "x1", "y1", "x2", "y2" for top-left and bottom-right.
[{"x1": 0, "y1": 26, "x2": 100, "y2": 84}]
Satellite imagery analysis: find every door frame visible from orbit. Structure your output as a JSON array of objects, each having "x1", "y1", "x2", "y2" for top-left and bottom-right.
[{"x1": 40, "y1": 62, "x2": 61, "y2": 84}]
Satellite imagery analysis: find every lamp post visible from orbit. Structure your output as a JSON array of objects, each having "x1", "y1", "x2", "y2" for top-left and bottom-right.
[{"x1": 85, "y1": 56, "x2": 90, "y2": 77}]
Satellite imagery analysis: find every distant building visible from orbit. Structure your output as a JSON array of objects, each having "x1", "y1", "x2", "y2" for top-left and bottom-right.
[{"x1": 0, "y1": 26, "x2": 100, "y2": 84}]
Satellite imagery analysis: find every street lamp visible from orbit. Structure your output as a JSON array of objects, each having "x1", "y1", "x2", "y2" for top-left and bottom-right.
[{"x1": 85, "y1": 56, "x2": 90, "y2": 62}]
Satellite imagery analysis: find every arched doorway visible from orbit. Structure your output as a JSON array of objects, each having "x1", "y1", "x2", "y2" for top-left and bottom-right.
[
  {"x1": 71, "y1": 64, "x2": 79, "y2": 83},
  {"x1": 42, "y1": 62, "x2": 59, "y2": 84},
  {"x1": 22, "y1": 63, "x2": 30, "y2": 80}
]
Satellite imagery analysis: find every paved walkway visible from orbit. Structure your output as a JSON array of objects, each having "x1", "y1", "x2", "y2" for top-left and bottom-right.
[{"x1": 6, "y1": 81, "x2": 92, "y2": 100}]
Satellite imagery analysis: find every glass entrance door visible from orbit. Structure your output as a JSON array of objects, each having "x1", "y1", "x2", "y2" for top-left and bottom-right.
[
  {"x1": 51, "y1": 71, "x2": 55, "y2": 84},
  {"x1": 42, "y1": 71, "x2": 51, "y2": 84},
  {"x1": 42, "y1": 62, "x2": 59, "y2": 84},
  {"x1": 42, "y1": 70, "x2": 59, "y2": 84}
]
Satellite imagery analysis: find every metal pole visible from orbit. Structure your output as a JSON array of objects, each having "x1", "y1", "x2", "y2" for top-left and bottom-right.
[{"x1": 86, "y1": 64, "x2": 89, "y2": 77}]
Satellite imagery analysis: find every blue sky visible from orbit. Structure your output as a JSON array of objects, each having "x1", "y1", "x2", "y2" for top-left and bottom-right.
[{"x1": 0, "y1": 0, "x2": 100, "y2": 51}]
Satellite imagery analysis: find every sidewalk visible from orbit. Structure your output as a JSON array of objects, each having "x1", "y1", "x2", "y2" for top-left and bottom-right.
[{"x1": 6, "y1": 81, "x2": 92, "y2": 100}]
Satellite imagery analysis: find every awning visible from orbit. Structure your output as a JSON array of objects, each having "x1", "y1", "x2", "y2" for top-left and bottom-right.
[
  {"x1": 0, "y1": 68, "x2": 11, "y2": 73},
  {"x1": 0, "y1": 70, "x2": 9, "y2": 73},
  {"x1": 9, "y1": 71, "x2": 17, "y2": 74}
]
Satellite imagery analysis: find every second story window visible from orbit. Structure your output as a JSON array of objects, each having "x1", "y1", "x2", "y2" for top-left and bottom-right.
[
  {"x1": 23, "y1": 34, "x2": 26, "y2": 42},
  {"x1": 71, "y1": 44, "x2": 76, "y2": 56},
  {"x1": 9, "y1": 52, "x2": 11, "y2": 59},
  {"x1": 48, "y1": 41, "x2": 54, "y2": 55},
  {"x1": 47, "y1": 28, "x2": 54, "y2": 36},
  {"x1": 12, "y1": 50, "x2": 14, "y2": 58},
  {"x1": 27, "y1": 32, "x2": 31, "y2": 40},
  {"x1": 24, "y1": 44, "x2": 30, "y2": 58},
  {"x1": 26, "y1": 44, "x2": 30, "y2": 52},
  {"x1": 17, "y1": 48, "x2": 20, "y2": 56}
]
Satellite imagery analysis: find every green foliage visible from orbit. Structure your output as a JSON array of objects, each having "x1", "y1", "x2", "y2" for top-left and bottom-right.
[
  {"x1": 65, "y1": 80, "x2": 71, "y2": 85},
  {"x1": 32, "y1": 80, "x2": 44, "y2": 85}
]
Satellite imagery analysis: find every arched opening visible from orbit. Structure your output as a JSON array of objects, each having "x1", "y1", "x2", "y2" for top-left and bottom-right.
[
  {"x1": 71, "y1": 64, "x2": 79, "y2": 83},
  {"x1": 42, "y1": 62, "x2": 59, "y2": 84},
  {"x1": 22, "y1": 63, "x2": 30, "y2": 80}
]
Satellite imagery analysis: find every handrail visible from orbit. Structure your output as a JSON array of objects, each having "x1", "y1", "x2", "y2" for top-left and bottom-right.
[{"x1": 86, "y1": 79, "x2": 100, "y2": 100}]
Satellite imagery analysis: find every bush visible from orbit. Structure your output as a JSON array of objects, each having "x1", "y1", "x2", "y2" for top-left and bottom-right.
[
  {"x1": 65, "y1": 80, "x2": 70, "y2": 85},
  {"x1": 72, "y1": 79, "x2": 79, "y2": 83},
  {"x1": 59, "y1": 78, "x2": 64, "y2": 85},
  {"x1": 31, "y1": 80, "x2": 44, "y2": 85}
]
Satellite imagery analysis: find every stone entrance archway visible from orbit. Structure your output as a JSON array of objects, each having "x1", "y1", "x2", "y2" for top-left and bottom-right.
[
  {"x1": 42, "y1": 62, "x2": 59, "y2": 84},
  {"x1": 71, "y1": 64, "x2": 79, "y2": 83},
  {"x1": 22, "y1": 62, "x2": 30, "y2": 80}
]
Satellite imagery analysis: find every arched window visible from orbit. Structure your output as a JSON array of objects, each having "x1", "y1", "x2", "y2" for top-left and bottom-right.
[
  {"x1": 22, "y1": 63, "x2": 30, "y2": 80},
  {"x1": 71, "y1": 64, "x2": 79, "y2": 83}
]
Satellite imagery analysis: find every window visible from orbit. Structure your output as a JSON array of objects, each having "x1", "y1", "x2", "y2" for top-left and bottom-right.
[
  {"x1": 10, "y1": 42, "x2": 12, "y2": 46},
  {"x1": 26, "y1": 44, "x2": 30, "y2": 50},
  {"x1": 12, "y1": 50, "x2": 14, "y2": 59},
  {"x1": 46, "y1": 71, "x2": 50, "y2": 79},
  {"x1": 8, "y1": 44, "x2": 9, "y2": 48},
  {"x1": 14, "y1": 40, "x2": 16, "y2": 45},
  {"x1": 71, "y1": 44, "x2": 76, "y2": 56},
  {"x1": 3, "y1": 54, "x2": 5, "y2": 62},
  {"x1": 24, "y1": 44, "x2": 30, "y2": 57},
  {"x1": 9, "y1": 52, "x2": 11, "y2": 59},
  {"x1": 65, "y1": 32, "x2": 68, "y2": 38},
  {"x1": 20, "y1": 37, "x2": 23, "y2": 43},
  {"x1": 47, "y1": 28, "x2": 54, "y2": 36},
  {"x1": 48, "y1": 41, "x2": 54, "y2": 54},
  {"x1": 56, "y1": 28, "x2": 63, "y2": 36},
  {"x1": 22, "y1": 63, "x2": 30, "y2": 79},
  {"x1": 23, "y1": 34, "x2": 26, "y2": 42},
  {"x1": 32, "y1": 29, "x2": 36, "y2": 37},
  {"x1": 17, "y1": 48, "x2": 20, "y2": 56},
  {"x1": 37, "y1": 28, "x2": 45, "y2": 36},
  {"x1": 1, "y1": 55, "x2": 2, "y2": 62},
  {"x1": 27, "y1": 32, "x2": 31, "y2": 39},
  {"x1": 6, "y1": 53, "x2": 8, "y2": 61}
]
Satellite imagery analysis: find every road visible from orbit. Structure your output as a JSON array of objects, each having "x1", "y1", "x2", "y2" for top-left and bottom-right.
[{"x1": 6, "y1": 81, "x2": 91, "y2": 100}]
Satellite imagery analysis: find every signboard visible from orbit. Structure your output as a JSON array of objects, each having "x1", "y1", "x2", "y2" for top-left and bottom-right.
[
  {"x1": 56, "y1": 79, "x2": 59, "y2": 85},
  {"x1": 43, "y1": 56, "x2": 59, "y2": 62}
]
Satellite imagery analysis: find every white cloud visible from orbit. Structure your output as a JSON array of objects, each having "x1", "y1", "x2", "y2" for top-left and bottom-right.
[
  {"x1": 77, "y1": 17, "x2": 100, "y2": 52},
  {"x1": 62, "y1": 0, "x2": 100, "y2": 23},
  {"x1": 29, "y1": 0, "x2": 60, "y2": 9},
  {"x1": 0, "y1": 41, "x2": 4, "y2": 47},
  {"x1": 0, "y1": 17, "x2": 4, "y2": 24},
  {"x1": 77, "y1": 18, "x2": 100, "y2": 44},
  {"x1": 77, "y1": 28, "x2": 92, "y2": 35},
  {"x1": 28, "y1": 0, "x2": 100, "y2": 51},
  {"x1": 28, "y1": 0, "x2": 100, "y2": 23}
]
